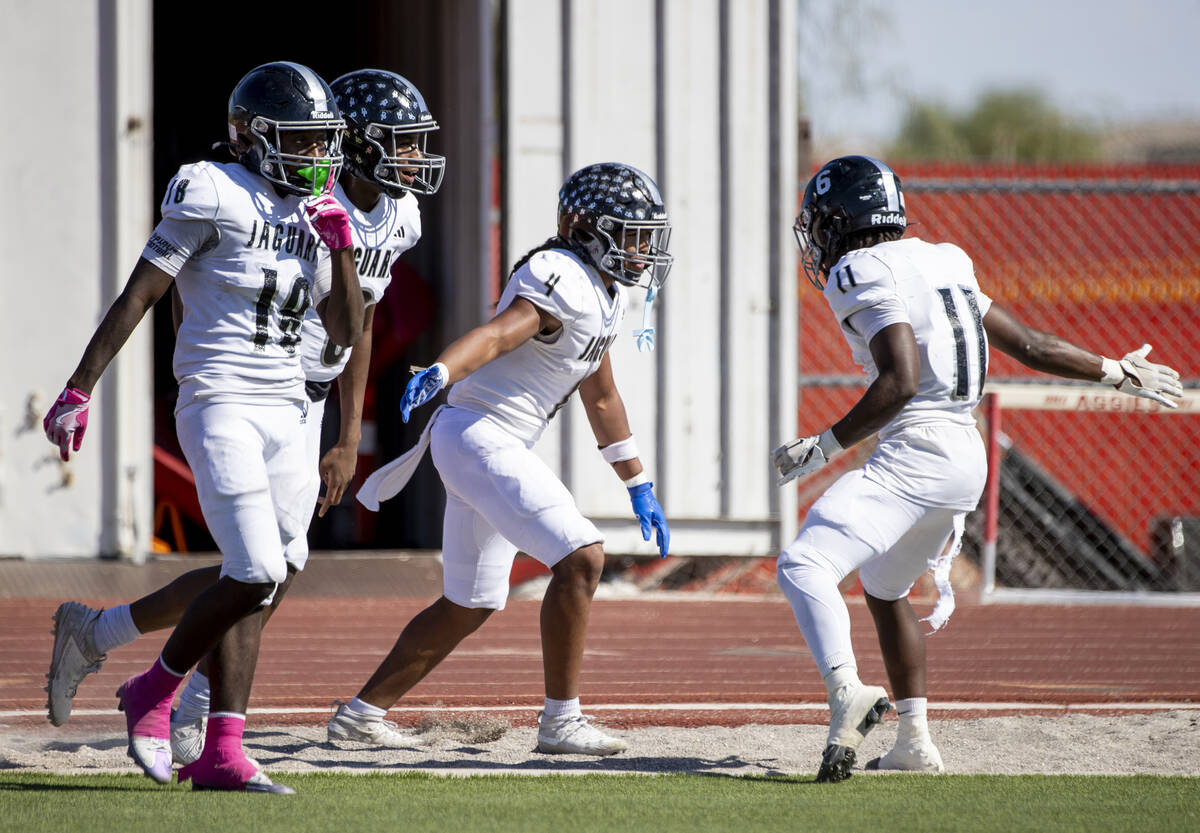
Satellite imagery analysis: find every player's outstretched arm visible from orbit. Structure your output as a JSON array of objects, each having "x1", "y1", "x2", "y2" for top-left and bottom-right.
[
  {"x1": 398, "y1": 297, "x2": 556, "y2": 422},
  {"x1": 983, "y1": 303, "x2": 1182, "y2": 407},
  {"x1": 438, "y1": 297, "x2": 554, "y2": 383},
  {"x1": 44, "y1": 258, "x2": 174, "y2": 461},
  {"x1": 580, "y1": 354, "x2": 669, "y2": 558},
  {"x1": 983, "y1": 303, "x2": 1107, "y2": 380}
]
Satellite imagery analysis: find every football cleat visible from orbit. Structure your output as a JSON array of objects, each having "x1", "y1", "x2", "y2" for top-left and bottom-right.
[
  {"x1": 816, "y1": 682, "x2": 892, "y2": 783},
  {"x1": 46, "y1": 602, "x2": 107, "y2": 726},
  {"x1": 170, "y1": 711, "x2": 206, "y2": 766},
  {"x1": 867, "y1": 735, "x2": 946, "y2": 774},
  {"x1": 179, "y1": 749, "x2": 294, "y2": 794},
  {"x1": 536, "y1": 712, "x2": 628, "y2": 756},
  {"x1": 116, "y1": 675, "x2": 174, "y2": 784},
  {"x1": 326, "y1": 700, "x2": 419, "y2": 748}
]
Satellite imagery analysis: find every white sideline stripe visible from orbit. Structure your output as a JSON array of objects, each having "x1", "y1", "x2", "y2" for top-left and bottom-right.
[{"x1": 5, "y1": 701, "x2": 1197, "y2": 719}]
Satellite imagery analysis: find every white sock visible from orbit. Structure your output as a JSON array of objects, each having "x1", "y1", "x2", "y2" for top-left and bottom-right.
[
  {"x1": 175, "y1": 672, "x2": 211, "y2": 721},
  {"x1": 157, "y1": 655, "x2": 187, "y2": 677},
  {"x1": 92, "y1": 604, "x2": 141, "y2": 654},
  {"x1": 543, "y1": 697, "x2": 581, "y2": 719},
  {"x1": 777, "y1": 559, "x2": 857, "y2": 678},
  {"x1": 895, "y1": 697, "x2": 929, "y2": 738},
  {"x1": 347, "y1": 697, "x2": 387, "y2": 719},
  {"x1": 208, "y1": 711, "x2": 246, "y2": 722}
]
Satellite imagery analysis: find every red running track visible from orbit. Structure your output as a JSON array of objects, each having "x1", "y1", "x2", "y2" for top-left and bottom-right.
[{"x1": 3, "y1": 596, "x2": 1198, "y2": 732}]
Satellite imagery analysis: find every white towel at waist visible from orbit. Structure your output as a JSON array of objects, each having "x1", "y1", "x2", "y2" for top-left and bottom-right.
[{"x1": 356, "y1": 405, "x2": 446, "y2": 511}]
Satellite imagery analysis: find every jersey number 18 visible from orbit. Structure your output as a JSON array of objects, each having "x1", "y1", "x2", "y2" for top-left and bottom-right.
[{"x1": 252, "y1": 268, "x2": 311, "y2": 355}]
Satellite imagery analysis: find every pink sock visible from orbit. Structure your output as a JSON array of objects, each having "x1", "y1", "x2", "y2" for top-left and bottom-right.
[
  {"x1": 206, "y1": 714, "x2": 246, "y2": 759},
  {"x1": 119, "y1": 656, "x2": 184, "y2": 739},
  {"x1": 142, "y1": 656, "x2": 186, "y2": 702},
  {"x1": 178, "y1": 713, "x2": 258, "y2": 787}
]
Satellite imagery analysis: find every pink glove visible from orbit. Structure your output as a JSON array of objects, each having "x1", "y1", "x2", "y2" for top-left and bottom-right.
[
  {"x1": 43, "y1": 387, "x2": 91, "y2": 462},
  {"x1": 304, "y1": 195, "x2": 353, "y2": 251}
]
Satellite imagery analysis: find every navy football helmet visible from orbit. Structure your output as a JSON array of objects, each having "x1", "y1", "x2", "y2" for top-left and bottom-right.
[
  {"x1": 227, "y1": 62, "x2": 345, "y2": 196},
  {"x1": 332, "y1": 69, "x2": 445, "y2": 197},
  {"x1": 795, "y1": 155, "x2": 906, "y2": 288},
  {"x1": 557, "y1": 163, "x2": 673, "y2": 289}
]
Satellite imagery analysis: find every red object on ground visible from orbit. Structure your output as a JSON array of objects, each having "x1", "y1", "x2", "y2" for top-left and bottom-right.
[{"x1": 152, "y1": 445, "x2": 203, "y2": 528}]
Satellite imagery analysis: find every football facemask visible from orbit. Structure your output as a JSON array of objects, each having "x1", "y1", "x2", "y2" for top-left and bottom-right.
[
  {"x1": 594, "y1": 216, "x2": 674, "y2": 289},
  {"x1": 362, "y1": 122, "x2": 446, "y2": 196},
  {"x1": 241, "y1": 117, "x2": 345, "y2": 196}
]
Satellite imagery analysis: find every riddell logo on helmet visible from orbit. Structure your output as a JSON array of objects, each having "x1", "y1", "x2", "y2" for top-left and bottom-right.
[
  {"x1": 311, "y1": 110, "x2": 334, "y2": 119},
  {"x1": 870, "y1": 212, "x2": 903, "y2": 225}
]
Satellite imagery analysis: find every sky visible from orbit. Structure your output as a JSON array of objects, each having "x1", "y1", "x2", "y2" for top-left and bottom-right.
[{"x1": 798, "y1": 0, "x2": 1200, "y2": 152}]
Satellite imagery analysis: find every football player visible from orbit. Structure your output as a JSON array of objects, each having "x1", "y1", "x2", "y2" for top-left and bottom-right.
[
  {"x1": 45, "y1": 70, "x2": 444, "y2": 766},
  {"x1": 331, "y1": 162, "x2": 673, "y2": 755},
  {"x1": 774, "y1": 155, "x2": 1183, "y2": 782},
  {"x1": 42, "y1": 61, "x2": 364, "y2": 793}
]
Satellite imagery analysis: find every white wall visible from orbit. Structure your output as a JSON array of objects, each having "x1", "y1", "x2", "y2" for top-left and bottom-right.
[
  {"x1": 504, "y1": 0, "x2": 797, "y2": 555},
  {"x1": 0, "y1": 0, "x2": 154, "y2": 558},
  {"x1": 2, "y1": 0, "x2": 795, "y2": 560}
]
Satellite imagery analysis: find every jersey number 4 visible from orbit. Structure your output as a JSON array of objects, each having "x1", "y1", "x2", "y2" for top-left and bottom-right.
[
  {"x1": 253, "y1": 268, "x2": 311, "y2": 355},
  {"x1": 936, "y1": 286, "x2": 987, "y2": 400}
]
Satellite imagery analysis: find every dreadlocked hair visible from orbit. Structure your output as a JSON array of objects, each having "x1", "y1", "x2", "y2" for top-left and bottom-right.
[
  {"x1": 509, "y1": 234, "x2": 596, "y2": 278},
  {"x1": 830, "y1": 227, "x2": 905, "y2": 265}
]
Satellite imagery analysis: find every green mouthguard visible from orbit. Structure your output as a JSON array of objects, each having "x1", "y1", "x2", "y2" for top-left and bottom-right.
[{"x1": 297, "y1": 161, "x2": 333, "y2": 195}]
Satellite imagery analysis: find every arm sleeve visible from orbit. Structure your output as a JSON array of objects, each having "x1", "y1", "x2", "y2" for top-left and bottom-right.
[
  {"x1": 141, "y1": 218, "x2": 217, "y2": 277},
  {"x1": 824, "y1": 252, "x2": 909, "y2": 333},
  {"x1": 505, "y1": 250, "x2": 588, "y2": 326},
  {"x1": 142, "y1": 163, "x2": 221, "y2": 276},
  {"x1": 846, "y1": 295, "x2": 911, "y2": 344}
]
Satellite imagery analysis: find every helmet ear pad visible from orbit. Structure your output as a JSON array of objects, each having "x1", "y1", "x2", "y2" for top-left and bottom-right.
[
  {"x1": 812, "y1": 207, "x2": 850, "y2": 272},
  {"x1": 558, "y1": 211, "x2": 609, "y2": 269}
]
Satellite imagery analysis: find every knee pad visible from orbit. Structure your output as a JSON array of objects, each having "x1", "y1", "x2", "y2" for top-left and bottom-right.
[{"x1": 778, "y1": 547, "x2": 850, "y2": 584}]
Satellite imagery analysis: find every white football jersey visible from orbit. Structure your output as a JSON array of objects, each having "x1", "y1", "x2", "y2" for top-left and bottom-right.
[
  {"x1": 300, "y1": 185, "x2": 422, "y2": 383},
  {"x1": 449, "y1": 248, "x2": 627, "y2": 444},
  {"x1": 142, "y1": 160, "x2": 333, "y2": 405},
  {"x1": 824, "y1": 237, "x2": 993, "y2": 435}
]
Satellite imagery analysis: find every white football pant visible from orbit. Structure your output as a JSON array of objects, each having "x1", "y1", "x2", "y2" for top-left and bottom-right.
[
  {"x1": 431, "y1": 407, "x2": 603, "y2": 609},
  {"x1": 176, "y1": 399, "x2": 315, "y2": 587}
]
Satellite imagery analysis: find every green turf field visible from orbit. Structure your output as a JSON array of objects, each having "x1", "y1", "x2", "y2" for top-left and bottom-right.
[{"x1": 1, "y1": 772, "x2": 1196, "y2": 833}]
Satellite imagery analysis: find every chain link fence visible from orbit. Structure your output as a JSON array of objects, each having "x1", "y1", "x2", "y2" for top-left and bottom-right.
[{"x1": 796, "y1": 164, "x2": 1200, "y2": 597}]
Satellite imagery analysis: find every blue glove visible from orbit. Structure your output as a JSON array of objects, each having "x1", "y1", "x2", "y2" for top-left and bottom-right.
[
  {"x1": 628, "y1": 481, "x2": 670, "y2": 558},
  {"x1": 401, "y1": 362, "x2": 448, "y2": 423}
]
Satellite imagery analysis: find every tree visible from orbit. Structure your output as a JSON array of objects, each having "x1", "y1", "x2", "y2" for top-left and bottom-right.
[{"x1": 890, "y1": 89, "x2": 1100, "y2": 163}]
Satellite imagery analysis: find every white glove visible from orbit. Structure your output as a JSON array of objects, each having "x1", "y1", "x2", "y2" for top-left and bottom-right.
[
  {"x1": 1104, "y1": 344, "x2": 1183, "y2": 408},
  {"x1": 772, "y1": 428, "x2": 842, "y2": 486}
]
